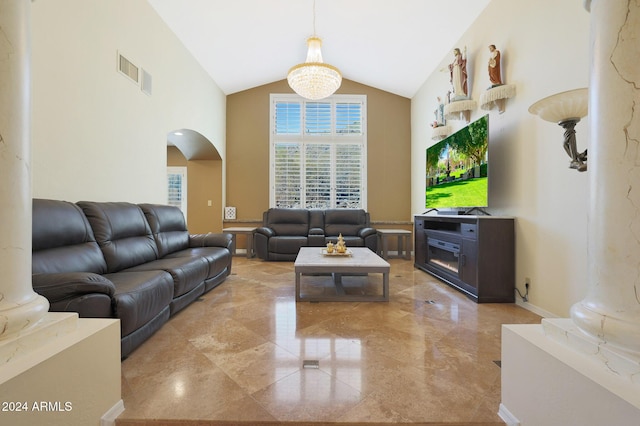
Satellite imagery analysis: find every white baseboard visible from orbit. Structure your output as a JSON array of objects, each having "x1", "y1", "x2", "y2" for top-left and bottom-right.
[
  {"x1": 498, "y1": 403, "x2": 520, "y2": 426},
  {"x1": 101, "y1": 399, "x2": 125, "y2": 426},
  {"x1": 515, "y1": 299, "x2": 557, "y2": 319}
]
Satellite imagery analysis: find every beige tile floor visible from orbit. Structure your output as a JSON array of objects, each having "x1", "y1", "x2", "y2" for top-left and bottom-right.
[{"x1": 117, "y1": 255, "x2": 541, "y2": 425}]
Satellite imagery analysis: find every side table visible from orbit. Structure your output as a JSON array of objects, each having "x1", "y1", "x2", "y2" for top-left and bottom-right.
[
  {"x1": 222, "y1": 227, "x2": 257, "y2": 258},
  {"x1": 376, "y1": 229, "x2": 412, "y2": 260}
]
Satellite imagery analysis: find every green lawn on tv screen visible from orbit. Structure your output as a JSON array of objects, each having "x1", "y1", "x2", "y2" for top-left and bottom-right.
[{"x1": 425, "y1": 177, "x2": 488, "y2": 209}]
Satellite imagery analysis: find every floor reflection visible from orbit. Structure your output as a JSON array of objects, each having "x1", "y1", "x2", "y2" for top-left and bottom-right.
[
  {"x1": 273, "y1": 299, "x2": 363, "y2": 404},
  {"x1": 118, "y1": 256, "x2": 541, "y2": 425}
]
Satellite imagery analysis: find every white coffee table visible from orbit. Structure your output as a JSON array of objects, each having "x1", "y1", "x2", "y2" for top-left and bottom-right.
[{"x1": 294, "y1": 247, "x2": 390, "y2": 302}]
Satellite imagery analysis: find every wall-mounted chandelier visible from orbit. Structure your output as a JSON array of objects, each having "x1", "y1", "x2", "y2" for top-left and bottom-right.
[{"x1": 287, "y1": 1, "x2": 342, "y2": 100}]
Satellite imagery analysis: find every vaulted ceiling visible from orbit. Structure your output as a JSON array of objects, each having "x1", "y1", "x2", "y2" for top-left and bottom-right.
[{"x1": 147, "y1": 0, "x2": 490, "y2": 99}]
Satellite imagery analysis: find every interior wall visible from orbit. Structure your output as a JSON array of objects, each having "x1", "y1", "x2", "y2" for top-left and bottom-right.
[
  {"x1": 167, "y1": 146, "x2": 188, "y2": 167},
  {"x1": 502, "y1": 324, "x2": 640, "y2": 425},
  {"x1": 411, "y1": 0, "x2": 591, "y2": 317},
  {"x1": 0, "y1": 316, "x2": 121, "y2": 426},
  {"x1": 226, "y1": 79, "x2": 412, "y2": 223},
  {"x1": 30, "y1": 0, "x2": 226, "y2": 204},
  {"x1": 167, "y1": 146, "x2": 223, "y2": 233}
]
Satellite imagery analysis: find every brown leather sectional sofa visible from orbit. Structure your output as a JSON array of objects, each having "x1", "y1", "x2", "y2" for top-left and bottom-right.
[
  {"x1": 31, "y1": 199, "x2": 232, "y2": 358},
  {"x1": 254, "y1": 208, "x2": 377, "y2": 261}
]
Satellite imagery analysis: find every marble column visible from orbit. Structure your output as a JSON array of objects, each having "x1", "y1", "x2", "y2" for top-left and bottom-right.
[
  {"x1": 570, "y1": 0, "x2": 640, "y2": 356},
  {"x1": 0, "y1": 0, "x2": 49, "y2": 339}
]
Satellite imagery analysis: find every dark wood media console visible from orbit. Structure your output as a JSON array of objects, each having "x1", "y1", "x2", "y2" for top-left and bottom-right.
[{"x1": 414, "y1": 215, "x2": 515, "y2": 303}]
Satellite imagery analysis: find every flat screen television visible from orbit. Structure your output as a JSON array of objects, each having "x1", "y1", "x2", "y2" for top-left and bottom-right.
[{"x1": 425, "y1": 114, "x2": 489, "y2": 212}]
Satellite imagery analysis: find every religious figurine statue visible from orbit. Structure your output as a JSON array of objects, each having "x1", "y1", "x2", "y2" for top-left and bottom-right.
[
  {"x1": 479, "y1": 44, "x2": 515, "y2": 114},
  {"x1": 488, "y1": 44, "x2": 503, "y2": 88},
  {"x1": 448, "y1": 47, "x2": 468, "y2": 101},
  {"x1": 432, "y1": 96, "x2": 446, "y2": 128}
]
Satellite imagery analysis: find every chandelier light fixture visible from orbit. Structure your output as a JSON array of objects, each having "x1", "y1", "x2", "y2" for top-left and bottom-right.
[{"x1": 287, "y1": 0, "x2": 342, "y2": 100}]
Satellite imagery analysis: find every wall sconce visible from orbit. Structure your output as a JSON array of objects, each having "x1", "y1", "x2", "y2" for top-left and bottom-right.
[{"x1": 529, "y1": 88, "x2": 589, "y2": 172}]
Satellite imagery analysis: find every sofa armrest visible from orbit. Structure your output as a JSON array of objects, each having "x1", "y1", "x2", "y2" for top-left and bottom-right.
[
  {"x1": 309, "y1": 227, "x2": 324, "y2": 236},
  {"x1": 358, "y1": 227, "x2": 377, "y2": 239},
  {"x1": 32, "y1": 272, "x2": 115, "y2": 304},
  {"x1": 255, "y1": 227, "x2": 275, "y2": 238},
  {"x1": 189, "y1": 232, "x2": 233, "y2": 250},
  {"x1": 308, "y1": 227, "x2": 325, "y2": 246}
]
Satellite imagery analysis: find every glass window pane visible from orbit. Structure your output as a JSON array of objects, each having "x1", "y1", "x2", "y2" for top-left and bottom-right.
[
  {"x1": 275, "y1": 102, "x2": 302, "y2": 135},
  {"x1": 305, "y1": 102, "x2": 331, "y2": 135},
  {"x1": 336, "y1": 102, "x2": 362, "y2": 135}
]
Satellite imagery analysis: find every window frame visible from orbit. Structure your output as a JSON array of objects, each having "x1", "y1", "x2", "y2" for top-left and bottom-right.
[{"x1": 269, "y1": 94, "x2": 367, "y2": 209}]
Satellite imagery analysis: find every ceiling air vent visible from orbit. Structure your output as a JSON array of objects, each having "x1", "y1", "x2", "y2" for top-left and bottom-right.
[{"x1": 118, "y1": 52, "x2": 139, "y2": 83}]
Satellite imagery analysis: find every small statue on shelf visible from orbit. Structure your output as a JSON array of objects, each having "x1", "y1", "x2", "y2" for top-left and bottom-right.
[
  {"x1": 479, "y1": 44, "x2": 515, "y2": 113},
  {"x1": 432, "y1": 96, "x2": 446, "y2": 128},
  {"x1": 488, "y1": 44, "x2": 503, "y2": 88},
  {"x1": 448, "y1": 47, "x2": 468, "y2": 101}
]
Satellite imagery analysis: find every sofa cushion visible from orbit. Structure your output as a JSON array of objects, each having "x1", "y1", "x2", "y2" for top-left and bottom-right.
[
  {"x1": 105, "y1": 270, "x2": 174, "y2": 338},
  {"x1": 78, "y1": 201, "x2": 159, "y2": 273},
  {"x1": 268, "y1": 236, "x2": 308, "y2": 255},
  {"x1": 324, "y1": 209, "x2": 368, "y2": 236},
  {"x1": 164, "y1": 247, "x2": 231, "y2": 279},
  {"x1": 32, "y1": 199, "x2": 107, "y2": 274},
  {"x1": 125, "y1": 256, "x2": 209, "y2": 298},
  {"x1": 265, "y1": 208, "x2": 310, "y2": 236},
  {"x1": 139, "y1": 203, "x2": 190, "y2": 257}
]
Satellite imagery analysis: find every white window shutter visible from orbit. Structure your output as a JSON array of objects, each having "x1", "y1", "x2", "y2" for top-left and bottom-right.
[
  {"x1": 167, "y1": 166, "x2": 187, "y2": 218},
  {"x1": 274, "y1": 142, "x2": 302, "y2": 208},
  {"x1": 335, "y1": 144, "x2": 363, "y2": 208},
  {"x1": 305, "y1": 144, "x2": 332, "y2": 209},
  {"x1": 270, "y1": 94, "x2": 366, "y2": 209}
]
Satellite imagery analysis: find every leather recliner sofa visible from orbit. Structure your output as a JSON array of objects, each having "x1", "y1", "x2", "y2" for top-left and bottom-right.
[
  {"x1": 254, "y1": 208, "x2": 377, "y2": 261},
  {"x1": 31, "y1": 199, "x2": 232, "y2": 358}
]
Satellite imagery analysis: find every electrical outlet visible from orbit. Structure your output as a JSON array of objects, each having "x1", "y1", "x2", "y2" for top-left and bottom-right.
[{"x1": 515, "y1": 280, "x2": 530, "y2": 302}]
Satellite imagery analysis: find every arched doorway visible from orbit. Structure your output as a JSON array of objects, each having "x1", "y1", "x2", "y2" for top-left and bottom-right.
[{"x1": 167, "y1": 129, "x2": 224, "y2": 233}]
